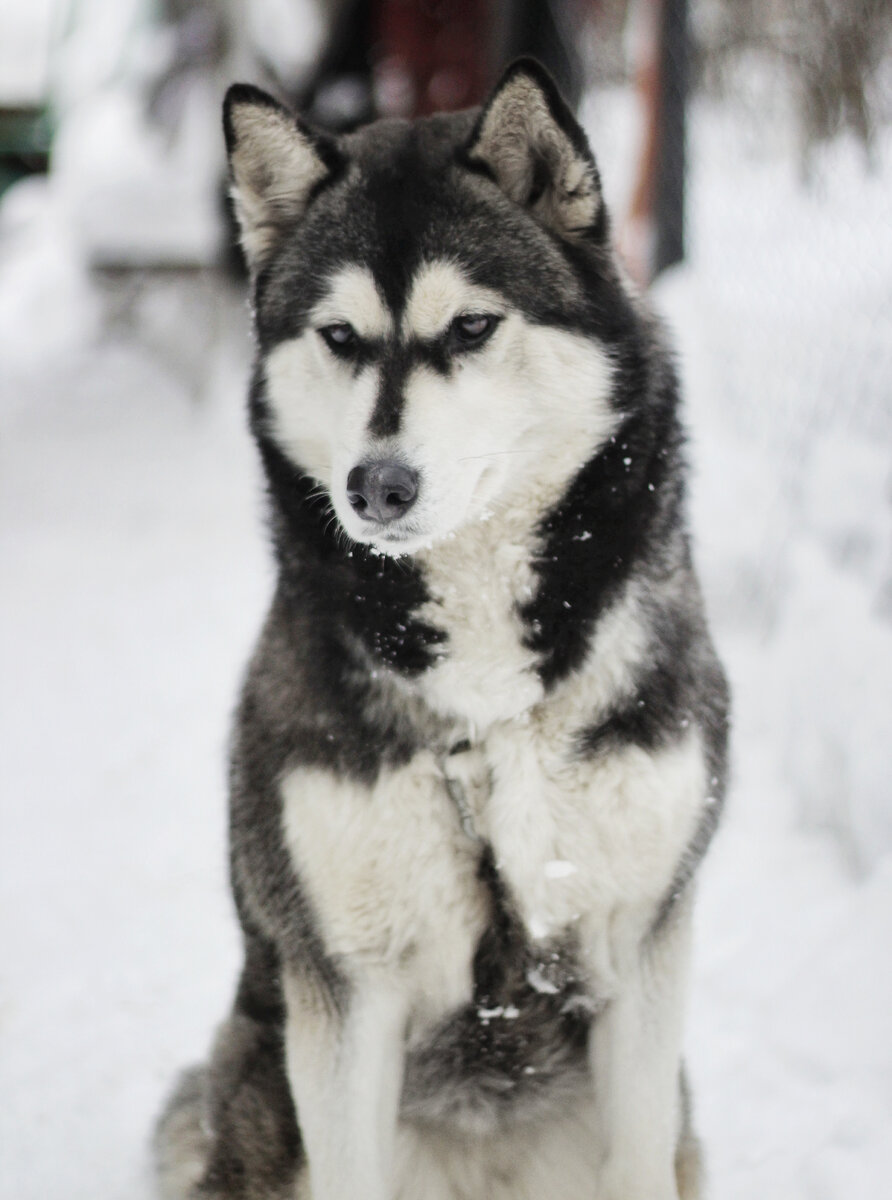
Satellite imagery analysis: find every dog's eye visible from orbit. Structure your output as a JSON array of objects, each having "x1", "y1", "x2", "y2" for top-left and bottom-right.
[
  {"x1": 450, "y1": 313, "x2": 498, "y2": 349},
  {"x1": 319, "y1": 323, "x2": 357, "y2": 354}
]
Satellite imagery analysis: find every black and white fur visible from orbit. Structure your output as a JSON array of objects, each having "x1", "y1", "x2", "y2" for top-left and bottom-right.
[{"x1": 155, "y1": 59, "x2": 729, "y2": 1200}]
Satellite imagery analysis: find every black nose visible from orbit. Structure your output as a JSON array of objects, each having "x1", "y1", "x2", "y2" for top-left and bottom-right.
[{"x1": 346, "y1": 461, "x2": 419, "y2": 523}]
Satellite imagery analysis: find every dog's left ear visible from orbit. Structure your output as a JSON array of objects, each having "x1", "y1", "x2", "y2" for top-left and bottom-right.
[{"x1": 463, "y1": 58, "x2": 603, "y2": 241}]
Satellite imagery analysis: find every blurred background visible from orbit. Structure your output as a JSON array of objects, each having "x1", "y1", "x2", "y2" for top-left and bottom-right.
[{"x1": 0, "y1": 3, "x2": 890, "y2": 1198}]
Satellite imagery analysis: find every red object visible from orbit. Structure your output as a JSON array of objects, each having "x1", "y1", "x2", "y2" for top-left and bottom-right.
[{"x1": 374, "y1": 0, "x2": 497, "y2": 117}]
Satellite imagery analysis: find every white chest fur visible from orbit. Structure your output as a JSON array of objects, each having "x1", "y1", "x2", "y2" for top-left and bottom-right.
[
  {"x1": 280, "y1": 751, "x2": 488, "y2": 1025},
  {"x1": 281, "y1": 650, "x2": 706, "y2": 1019},
  {"x1": 481, "y1": 720, "x2": 706, "y2": 966},
  {"x1": 413, "y1": 513, "x2": 544, "y2": 728}
]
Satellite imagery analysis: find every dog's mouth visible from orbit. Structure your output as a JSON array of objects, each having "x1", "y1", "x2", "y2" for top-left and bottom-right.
[
  {"x1": 337, "y1": 504, "x2": 449, "y2": 556},
  {"x1": 350, "y1": 523, "x2": 435, "y2": 557},
  {"x1": 367, "y1": 528, "x2": 410, "y2": 548}
]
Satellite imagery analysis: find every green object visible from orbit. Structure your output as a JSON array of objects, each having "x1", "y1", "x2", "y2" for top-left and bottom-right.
[{"x1": 0, "y1": 107, "x2": 53, "y2": 196}]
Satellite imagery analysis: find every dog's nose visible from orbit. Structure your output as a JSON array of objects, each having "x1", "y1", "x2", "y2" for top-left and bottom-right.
[{"x1": 346, "y1": 461, "x2": 419, "y2": 523}]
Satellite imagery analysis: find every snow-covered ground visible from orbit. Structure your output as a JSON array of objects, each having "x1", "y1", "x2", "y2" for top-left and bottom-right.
[
  {"x1": 1, "y1": 80, "x2": 890, "y2": 1200},
  {"x1": 662, "y1": 104, "x2": 892, "y2": 1198}
]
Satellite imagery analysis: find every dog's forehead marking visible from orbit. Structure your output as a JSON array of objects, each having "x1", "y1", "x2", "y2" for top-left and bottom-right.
[
  {"x1": 311, "y1": 265, "x2": 393, "y2": 339},
  {"x1": 402, "y1": 261, "x2": 506, "y2": 341}
]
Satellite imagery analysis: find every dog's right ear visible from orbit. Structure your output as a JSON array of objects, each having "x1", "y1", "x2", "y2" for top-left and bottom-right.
[
  {"x1": 463, "y1": 59, "x2": 604, "y2": 242},
  {"x1": 223, "y1": 84, "x2": 341, "y2": 268}
]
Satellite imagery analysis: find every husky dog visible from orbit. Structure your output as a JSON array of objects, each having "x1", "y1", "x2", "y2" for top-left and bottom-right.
[{"x1": 155, "y1": 59, "x2": 729, "y2": 1200}]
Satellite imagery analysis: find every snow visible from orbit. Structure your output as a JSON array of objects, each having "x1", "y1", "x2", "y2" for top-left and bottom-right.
[
  {"x1": 50, "y1": 82, "x2": 225, "y2": 267},
  {"x1": 0, "y1": 178, "x2": 101, "y2": 372},
  {"x1": 1, "y1": 73, "x2": 891, "y2": 1200},
  {"x1": 544, "y1": 859, "x2": 578, "y2": 879},
  {"x1": 653, "y1": 101, "x2": 892, "y2": 1199},
  {"x1": 0, "y1": 0, "x2": 55, "y2": 107}
]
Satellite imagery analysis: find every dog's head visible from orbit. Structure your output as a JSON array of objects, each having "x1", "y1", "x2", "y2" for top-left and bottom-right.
[{"x1": 224, "y1": 60, "x2": 631, "y2": 555}]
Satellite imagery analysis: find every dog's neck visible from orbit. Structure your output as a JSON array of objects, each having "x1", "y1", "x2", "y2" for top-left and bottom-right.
[
  {"x1": 411, "y1": 494, "x2": 551, "y2": 730},
  {"x1": 261, "y1": 392, "x2": 682, "y2": 734}
]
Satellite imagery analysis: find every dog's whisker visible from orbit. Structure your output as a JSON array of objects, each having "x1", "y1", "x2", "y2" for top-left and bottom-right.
[{"x1": 455, "y1": 450, "x2": 527, "y2": 463}]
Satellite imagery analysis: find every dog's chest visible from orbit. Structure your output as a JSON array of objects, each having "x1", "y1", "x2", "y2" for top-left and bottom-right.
[
  {"x1": 281, "y1": 710, "x2": 705, "y2": 1003},
  {"x1": 280, "y1": 750, "x2": 488, "y2": 1020},
  {"x1": 449, "y1": 715, "x2": 706, "y2": 951},
  {"x1": 414, "y1": 518, "x2": 545, "y2": 728}
]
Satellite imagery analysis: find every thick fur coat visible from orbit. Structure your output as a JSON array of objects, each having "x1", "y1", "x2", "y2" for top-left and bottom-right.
[{"x1": 155, "y1": 59, "x2": 729, "y2": 1200}]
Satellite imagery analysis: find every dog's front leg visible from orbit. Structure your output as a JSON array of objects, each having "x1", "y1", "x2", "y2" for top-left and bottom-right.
[
  {"x1": 283, "y1": 967, "x2": 407, "y2": 1200},
  {"x1": 590, "y1": 901, "x2": 694, "y2": 1200}
]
